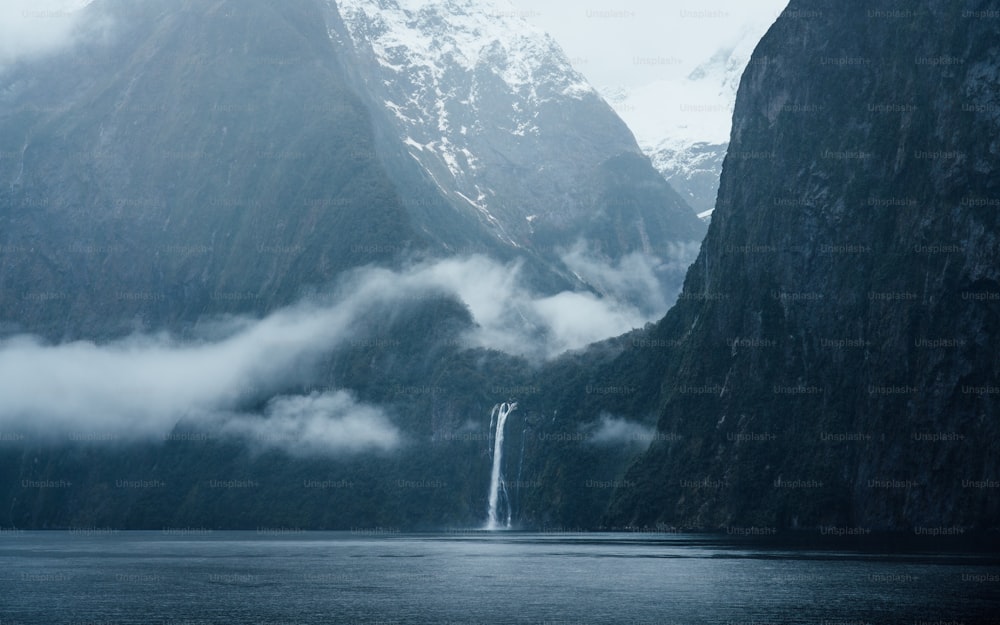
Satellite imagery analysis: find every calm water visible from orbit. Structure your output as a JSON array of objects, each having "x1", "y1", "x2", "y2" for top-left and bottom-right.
[{"x1": 1, "y1": 531, "x2": 998, "y2": 624}]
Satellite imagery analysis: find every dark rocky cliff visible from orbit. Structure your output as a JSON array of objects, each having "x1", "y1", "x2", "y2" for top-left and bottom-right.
[
  {"x1": 2, "y1": 0, "x2": 997, "y2": 533},
  {"x1": 606, "y1": 0, "x2": 1000, "y2": 531}
]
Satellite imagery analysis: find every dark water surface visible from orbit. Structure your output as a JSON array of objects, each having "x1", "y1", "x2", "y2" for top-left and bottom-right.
[{"x1": 1, "y1": 531, "x2": 998, "y2": 624}]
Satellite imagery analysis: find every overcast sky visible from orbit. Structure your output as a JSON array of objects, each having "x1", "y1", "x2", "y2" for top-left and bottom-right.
[
  {"x1": 507, "y1": 0, "x2": 790, "y2": 89},
  {"x1": 3, "y1": 0, "x2": 789, "y2": 89},
  {"x1": 0, "y1": 0, "x2": 91, "y2": 67}
]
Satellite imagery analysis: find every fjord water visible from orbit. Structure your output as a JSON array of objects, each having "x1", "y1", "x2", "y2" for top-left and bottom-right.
[{"x1": 2, "y1": 533, "x2": 998, "y2": 624}]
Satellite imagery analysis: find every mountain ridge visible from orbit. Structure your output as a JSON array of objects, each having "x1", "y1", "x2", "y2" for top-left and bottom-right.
[
  {"x1": 600, "y1": 18, "x2": 775, "y2": 216},
  {"x1": 0, "y1": 0, "x2": 424, "y2": 339},
  {"x1": 0, "y1": 0, "x2": 704, "y2": 341},
  {"x1": 327, "y1": 0, "x2": 705, "y2": 267},
  {"x1": 2, "y1": 0, "x2": 995, "y2": 534},
  {"x1": 604, "y1": 0, "x2": 1000, "y2": 531}
]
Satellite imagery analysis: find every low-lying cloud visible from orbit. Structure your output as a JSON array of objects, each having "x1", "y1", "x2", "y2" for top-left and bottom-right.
[
  {"x1": 561, "y1": 240, "x2": 701, "y2": 314},
  {"x1": 587, "y1": 414, "x2": 657, "y2": 448},
  {"x1": 0, "y1": 293, "x2": 381, "y2": 452},
  {"x1": 561, "y1": 242, "x2": 669, "y2": 314},
  {"x1": 413, "y1": 254, "x2": 658, "y2": 359},
  {"x1": 0, "y1": 251, "x2": 687, "y2": 451},
  {"x1": 216, "y1": 391, "x2": 401, "y2": 455}
]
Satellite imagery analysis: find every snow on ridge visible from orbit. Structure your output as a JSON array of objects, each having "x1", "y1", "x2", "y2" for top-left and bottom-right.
[
  {"x1": 50, "y1": 0, "x2": 94, "y2": 10},
  {"x1": 335, "y1": 0, "x2": 592, "y2": 98},
  {"x1": 594, "y1": 20, "x2": 775, "y2": 215},
  {"x1": 332, "y1": 0, "x2": 598, "y2": 227},
  {"x1": 599, "y1": 17, "x2": 775, "y2": 155}
]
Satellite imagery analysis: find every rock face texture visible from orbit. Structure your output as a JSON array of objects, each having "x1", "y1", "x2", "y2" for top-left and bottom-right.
[
  {"x1": 0, "y1": 0, "x2": 702, "y2": 530},
  {"x1": 602, "y1": 21, "x2": 772, "y2": 219},
  {"x1": 0, "y1": 0, "x2": 704, "y2": 341},
  {"x1": 326, "y1": 0, "x2": 704, "y2": 264},
  {"x1": 0, "y1": 0, "x2": 421, "y2": 339},
  {"x1": 1, "y1": 0, "x2": 996, "y2": 533},
  {"x1": 607, "y1": 0, "x2": 1000, "y2": 531}
]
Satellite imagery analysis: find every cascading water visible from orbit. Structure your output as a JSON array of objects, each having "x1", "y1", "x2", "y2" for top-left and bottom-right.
[{"x1": 486, "y1": 402, "x2": 517, "y2": 530}]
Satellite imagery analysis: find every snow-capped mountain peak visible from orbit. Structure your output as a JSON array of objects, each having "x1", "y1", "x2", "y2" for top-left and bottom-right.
[
  {"x1": 325, "y1": 0, "x2": 704, "y2": 281},
  {"x1": 597, "y1": 19, "x2": 777, "y2": 216},
  {"x1": 329, "y1": 0, "x2": 644, "y2": 247},
  {"x1": 335, "y1": 0, "x2": 593, "y2": 146}
]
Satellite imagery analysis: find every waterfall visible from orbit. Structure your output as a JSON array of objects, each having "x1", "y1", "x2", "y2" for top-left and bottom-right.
[{"x1": 486, "y1": 402, "x2": 516, "y2": 530}]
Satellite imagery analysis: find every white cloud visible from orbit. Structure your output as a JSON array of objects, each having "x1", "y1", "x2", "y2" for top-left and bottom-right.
[
  {"x1": 216, "y1": 391, "x2": 401, "y2": 455},
  {"x1": 508, "y1": 0, "x2": 789, "y2": 89},
  {"x1": 562, "y1": 242, "x2": 668, "y2": 313},
  {"x1": 0, "y1": 296, "x2": 369, "y2": 448},
  {"x1": 0, "y1": 0, "x2": 96, "y2": 68},
  {"x1": 408, "y1": 248, "x2": 691, "y2": 359},
  {"x1": 660, "y1": 240, "x2": 704, "y2": 277},
  {"x1": 0, "y1": 252, "x2": 683, "y2": 447},
  {"x1": 587, "y1": 414, "x2": 657, "y2": 448},
  {"x1": 352, "y1": 250, "x2": 686, "y2": 360},
  {"x1": 529, "y1": 291, "x2": 646, "y2": 355},
  {"x1": 561, "y1": 240, "x2": 701, "y2": 313}
]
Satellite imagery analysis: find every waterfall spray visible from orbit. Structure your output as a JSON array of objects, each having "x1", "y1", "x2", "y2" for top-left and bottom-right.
[{"x1": 486, "y1": 402, "x2": 517, "y2": 530}]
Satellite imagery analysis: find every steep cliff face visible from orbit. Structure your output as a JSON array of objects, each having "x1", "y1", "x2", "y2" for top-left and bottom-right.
[
  {"x1": 325, "y1": 0, "x2": 705, "y2": 264},
  {"x1": 4, "y1": 0, "x2": 995, "y2": 533},
  {"x1": 608, "y1": 0, "x2": 1000, "y2": 530},
  {"x1": 0, "y1": 0, "x2": 421, "y2": 339},
  {"x1": 0, "y1": 0, "x2": 705, "y2": 341},
  {"x1": 603, "y1": 29, "x2": 764, "y2": 218},
  {"x1": 0, "y1": 0, "x2": 700, "y2": 530}
]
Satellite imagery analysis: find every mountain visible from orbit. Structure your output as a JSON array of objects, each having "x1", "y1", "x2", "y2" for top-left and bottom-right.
[
  {"x1": 0, "y1": 0, "x2": 702, "y2": 530},
  {"x1": 5, "y1": 0, "x2": 993, "y2": 534},
  {"x1": 0, "y1": 0, "x2": 705, "y2": 341},
  {"x1": 599, "y1": 0, "x2": 1000, "y2": 531},
  {"x1": 0, "y1": 0, "x2": 420, "y2": 339},
  {"x1": 325, "y1": 0, "x2": 705, "y2": 280},
  {"x1": 602, "y1": 22, "x2": 774, "y2": 217}
]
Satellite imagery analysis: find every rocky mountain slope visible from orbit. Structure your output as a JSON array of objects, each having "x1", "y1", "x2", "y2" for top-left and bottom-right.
[
  {"x1": 325, "y1": 0, "x2": 704, "y2": 266},
  {"x1": 4, "y1": 0, "x2": 994, "y2": 534},
  {"x1": 604, "y1": 0, "x2": 1000, "y2": 531},
  {"x1": 0, "y1": 0, "x2": 704, "y2": 341},
  {"x1": 0, "y1": 0, "x2": 420, "y2": 339},
  {"x1": 0, "y1": 0, "x2": 703, "y2": 530},
  {"x1": 602, "y1": 23, "x2": 771, "y2": 217}
]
